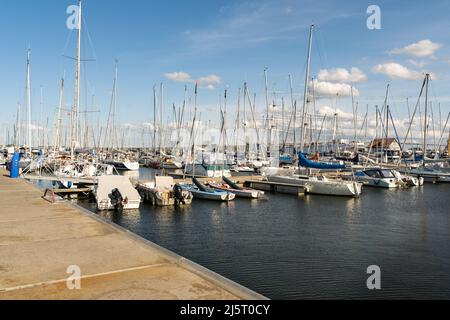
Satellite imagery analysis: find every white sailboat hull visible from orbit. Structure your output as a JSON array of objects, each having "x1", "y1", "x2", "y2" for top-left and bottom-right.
[{"x1": 268, "y1": 176, "x2": 362, "y2": 197}]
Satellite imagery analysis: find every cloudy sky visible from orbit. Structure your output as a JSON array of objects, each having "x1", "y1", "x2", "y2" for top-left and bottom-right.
[{"x1": 1, "y1": 0, "x2": 450, "y2": 138}]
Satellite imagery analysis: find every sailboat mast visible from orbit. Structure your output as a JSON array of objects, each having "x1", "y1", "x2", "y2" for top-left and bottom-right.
[
  {"x1": 423, "y1": 73, "x2": 430, "y2": 164},
  {"x1": 55, "y1": 77, "x2": 65, "y2": 151},
  {"x1": 288, "y1": 74, "x2": 296, "y2": 152},
  {"x1": 71, "y1": 0, "x2": 82, "y2": 157},
  {"x1": 264, "y1": 68, "x2": 270, "y2": 157},
  {"x1": 243, "y1": 82, "x2": 248, "y2": 160},
  {"x1": 25, "y1": 49, "x2": 32, "y2": 153},
  {"x1": 112, "y1": 61, "x2": 118, "y2": 149},
  {"x1": 300, "y1": 24, "x2": 314, "y2": 154},
  {"x1": 159, "y1": 83, "x2": 164, "y2": 153},
  {"x1": 153, "y1": 85, "x2": 156, "y2": 152},
  {"x1": 223, "y1": 89, "x2": 228, "y2": 176}
]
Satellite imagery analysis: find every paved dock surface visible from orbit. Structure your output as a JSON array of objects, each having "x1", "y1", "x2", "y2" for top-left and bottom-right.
[{"x1": 0, "y1": 169, "x2": 264, "y2": 300}]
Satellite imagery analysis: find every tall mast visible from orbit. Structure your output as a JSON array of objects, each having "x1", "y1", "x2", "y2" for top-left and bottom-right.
[
  {"x1": 159, "y1": 83, "x2": 164, "y2": 153},
  {"x1": 15, "y1": 102, "x2": 21, "y2": 147},
  {"x1": 103, "y1": 61, "x2": 118, "y2": 149},
  {"x1": 423, "y1": 73, "x2": 430, "y2": 164},
  {"x1": 25, "y1": 49, "x2": 32, "y2": 153},
  {"x1": 112, "y1": 61, "x2": 118, "y2": 149},
  {"x1": 264, "y1": 68, "x2": 270, "y2": 158},
  {"x1": 299, "y1": 24, "x2": 314, "y2": 154},
  {"x1": 288, "y1": 74, "x2": 296, "y2": 153},
  {"x1": 235, "y1": 87, "x2": 241, "y2": 159},
  {"x1": 55, "y1": 77, "x2": 65, "y2": 151},
  {"x1": 153, "y1": 85, "x2": 156, "y2": 152},
  {"x1": 223, "y1": 89, "x2": 228, "y2": 176},
  {"x1": 39, "y1": 86, "x2": 44, "y2": 148},
  {"x1": 243, "y1": 82, "x2": 247, "y2": 160},
  {"x1": 72, "y1": 0, "x2": 82, "y2": 157},
  {"x1": 351, "y1": 86, "x2": 358, "y2": 153}
]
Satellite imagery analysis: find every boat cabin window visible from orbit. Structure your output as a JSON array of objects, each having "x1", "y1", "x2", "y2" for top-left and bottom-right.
[
  {"x1": 380, "y1": 170, "x2": 395, "y2": 178},
  {"x1": 365, "y1": 170, "x2": 382, "y2": 178}
]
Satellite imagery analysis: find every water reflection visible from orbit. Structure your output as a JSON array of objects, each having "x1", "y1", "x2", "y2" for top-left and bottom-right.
[{"x1": 76, "y1": 168, "x2": 450, "y2": 299}]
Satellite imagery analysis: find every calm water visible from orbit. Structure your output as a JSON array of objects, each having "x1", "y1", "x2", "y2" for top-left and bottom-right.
[{"x1": 79, "y1": 168, "x2": 450, "y2": 299}]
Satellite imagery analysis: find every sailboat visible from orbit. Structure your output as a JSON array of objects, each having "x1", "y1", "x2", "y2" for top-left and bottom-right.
[
  {"x1": 397, "y1": 74, "x2": 450, "y2": 183},
  {"x1": 266, "y1": 25, "x2": 362, "y2": 198},
  {"x1": 268, "y1": 174, "x2": 362, "y2": 197},
  {"x1": 298, "y1": 153, "x2": 345, "y2": 170}
]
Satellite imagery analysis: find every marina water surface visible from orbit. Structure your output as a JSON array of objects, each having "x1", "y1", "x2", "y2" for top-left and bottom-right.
[{"x1": 78, "y1": 168, "x2": 450, "y2": 299}]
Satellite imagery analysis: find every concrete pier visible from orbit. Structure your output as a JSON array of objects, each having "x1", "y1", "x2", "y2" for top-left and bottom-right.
[{"x1": 0, "y1": 169, "x2": 266, "y2": 300}]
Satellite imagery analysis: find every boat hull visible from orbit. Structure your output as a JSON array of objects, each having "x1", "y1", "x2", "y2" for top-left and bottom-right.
[
  {"x1": 105, "y1": 160, "x2": 140, "y2": 171},
  {"x1": 189, "y1": 189, "x2": 236, "y2": 201},
  {"x1": 268, "y1": 176, "x2": 362, "y2": 197},
  {"x1": 208, "y1": 184, "x2": 263, "y2": 199},
  {"x1": 356, "y1": 177, "x2": 398, "y2": 188}
]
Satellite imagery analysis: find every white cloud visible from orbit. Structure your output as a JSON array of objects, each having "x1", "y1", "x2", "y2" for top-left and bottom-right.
[
  {"x1": 164, "y1": 72, "x2": 192, "y2": 83},
  {"x1": 164, "y1": 72, "x2": 222, "y2": 89},
  {"x1": 310, "y1": 80, "x2": 359, "y2": 97},
  {"x1": 317, "y1": 67, "x2": 367, "y2": 83},
  {"x1": 318, "y1": 106, "x2": 354, "y2": 120},
  {"x1": 371, "y1": 62, "x2": 425, "y2": 80},
  {"x1": 197, "y1": 75, "x2": 221, "y2": 88},
  {"x1": 390, "y1": 40, "x2": 442, "y2": 58}
]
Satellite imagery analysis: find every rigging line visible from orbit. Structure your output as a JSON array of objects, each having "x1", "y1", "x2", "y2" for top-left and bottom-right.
[
  {"x1": 395, "y1": 76, "x2": 427, "y2": 165},
  {"x1": 81, "y1": 10, "x2": 98, "y2": 62},
  {"x1": 62, "y1": 28, "x2": 74, "y2": 53},
  {"x1": 387, "y1": 85, "x2": 401, "y2": 121},
  {"x1": 313, "y1": 26, "x2": 325, "y2": 70}
]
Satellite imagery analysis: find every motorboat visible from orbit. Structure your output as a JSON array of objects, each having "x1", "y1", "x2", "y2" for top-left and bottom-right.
[
  {"x1": 104, "y1": 159, "x2": 140, "y2": 171},
  {"x1": 95, "y1": 175, "x2": 141, "y2": 210},
  {"x1": 355, "y1": 169, "x2": 399, "y2": 188},
  {"x1": 136, "y1": 176, "x2": 193, "y2": 206}
]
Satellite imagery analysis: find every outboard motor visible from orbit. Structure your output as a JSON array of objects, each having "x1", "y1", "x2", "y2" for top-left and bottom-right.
[
  {"x1": 173, "y1": 183, "x2": 185, "y2": 206},
  {"x1": 109, "y1": 188, "x2": 124, "y2": 211}
]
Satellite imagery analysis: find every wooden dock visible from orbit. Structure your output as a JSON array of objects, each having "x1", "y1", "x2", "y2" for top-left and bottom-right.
[
  {"x1": 0, "y1": 169, "x2": 266, "y2": 300},
  {"x1": 23, "y1": 174, "x2": 97, "y2": 185},
  {"x1": 244, "y1": 180, "x2": 307, "y2": 196}
]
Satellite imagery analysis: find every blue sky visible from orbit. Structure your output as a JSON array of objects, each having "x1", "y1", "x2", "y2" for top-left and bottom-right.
[{"x1": 1, "y1": 0, "x2": 450, "y2": 135}]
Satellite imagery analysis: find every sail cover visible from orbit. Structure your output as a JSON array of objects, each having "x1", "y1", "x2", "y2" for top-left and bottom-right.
[{"x1": 298, "y1": 153, "x2": 345, "y2": 170}]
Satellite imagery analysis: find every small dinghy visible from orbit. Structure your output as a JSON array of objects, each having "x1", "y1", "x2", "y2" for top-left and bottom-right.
[
  {"x1": 186, "y1": 178, "x2": 235, "y2": 201},
  {"x1": 96, "y1": 175, "x2": 141, "y2": 210},
  {"x1": 208, "y1": 176, "x2": 264, "y2": 199}
]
